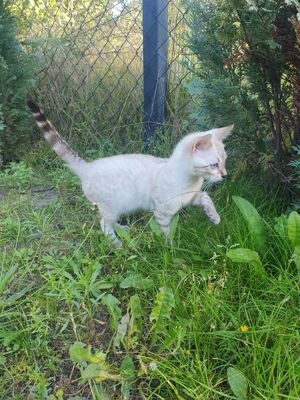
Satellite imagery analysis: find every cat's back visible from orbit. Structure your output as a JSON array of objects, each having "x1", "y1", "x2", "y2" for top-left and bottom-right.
[
  {"x1": 80, "y1": 153, "x2": 166, "y2": 213},
  {"x1": 87, "y1": 153, "x2": 166, "y2": 175}
]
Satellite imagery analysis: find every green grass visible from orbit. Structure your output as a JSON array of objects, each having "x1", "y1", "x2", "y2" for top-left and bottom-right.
[{"x1": 0, "y1": 162, "x2": 299, "y2": 400}]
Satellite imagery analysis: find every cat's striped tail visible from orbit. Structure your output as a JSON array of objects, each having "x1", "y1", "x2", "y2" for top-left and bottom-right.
[{"x1": 27, "y1": 99, "x2": 85, "y2": 168}]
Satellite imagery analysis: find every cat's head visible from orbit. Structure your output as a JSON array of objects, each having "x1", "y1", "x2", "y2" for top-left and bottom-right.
[{"x1": 173, "y1": 125, "x2": 233, "y2": 182}]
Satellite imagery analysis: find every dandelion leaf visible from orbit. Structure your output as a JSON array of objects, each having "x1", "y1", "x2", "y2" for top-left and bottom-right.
[
  {"x1": 227, "y1": 367, "x2": 248, "y2": 400},
  {"x1": 233, "y1": 196, "x2": 265, "y2": 253}
]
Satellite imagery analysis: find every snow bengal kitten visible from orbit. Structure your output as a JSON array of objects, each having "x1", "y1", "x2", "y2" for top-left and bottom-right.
[{"x1": 27, "y1": 99, "x2": 233, "y2": 247}]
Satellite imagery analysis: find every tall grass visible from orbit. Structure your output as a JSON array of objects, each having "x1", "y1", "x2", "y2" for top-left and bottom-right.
[
  {"x1": 11, "y1": 0, "x2": 194, "y2": 164},
  {"x1": 0, "y1": 162, "x2": 298, "y2": 399},
  {"x1": 1, "y1": 3, "x2": 298, "y2": 399}
]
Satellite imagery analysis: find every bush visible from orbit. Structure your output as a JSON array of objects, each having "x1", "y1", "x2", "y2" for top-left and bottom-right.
[
  {"x1": 185, "y1": 0, "x2": 300, "y2": 173},
  {"x1": 289, "y1": 145, "x2": 300, "y2": 209},
  {"x1": 0, "y1": 3, "x2": 36, "y2": 165}
]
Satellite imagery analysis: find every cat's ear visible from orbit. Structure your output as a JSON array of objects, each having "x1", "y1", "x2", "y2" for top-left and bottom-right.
[
  {"x1": 192, "y1": 134, "x2": 212, "y2": 152},
  {"x1": 214, "y1": 125, "x2": 234, "y2": 141}
]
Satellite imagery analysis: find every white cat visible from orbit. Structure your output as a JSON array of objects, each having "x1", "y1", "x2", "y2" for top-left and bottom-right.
[{"x1": 28, "y1": 99, "x2": 233, "y2": 247}]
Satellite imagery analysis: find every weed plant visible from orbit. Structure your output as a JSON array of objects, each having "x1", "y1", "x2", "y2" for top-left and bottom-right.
[
  {"x1": 2, "y1": 1, "x2": 298, "y2": 397},
  {"x1": 0, "y1": 160, "x2": 299, "y2": 399}
]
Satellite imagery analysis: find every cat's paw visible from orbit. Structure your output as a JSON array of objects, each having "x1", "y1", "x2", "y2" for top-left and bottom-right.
[
  {"x1": 208, "y1": 213, "x2": 221, "y2": 225},
  {"x1": 111, "y1": 238, "x2": 123, "y2": 248},
  {"x1": 117, "y1": 223, "x2": 129, "y2": 232}
]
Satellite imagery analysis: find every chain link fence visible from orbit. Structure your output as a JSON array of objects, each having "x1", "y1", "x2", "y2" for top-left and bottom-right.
[{"x1": 12, "y1": 0, "x2": 195, "y2": 152}]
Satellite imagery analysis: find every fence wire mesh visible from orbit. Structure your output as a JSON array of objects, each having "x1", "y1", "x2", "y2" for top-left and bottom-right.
[{"x1": 11, "y1": 0, "x2": 196, "y2": 151}]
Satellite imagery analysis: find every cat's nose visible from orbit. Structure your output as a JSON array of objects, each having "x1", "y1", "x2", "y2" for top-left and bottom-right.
[{"x1": 221, "y1": 170, "x2": 227, "y2": 178}]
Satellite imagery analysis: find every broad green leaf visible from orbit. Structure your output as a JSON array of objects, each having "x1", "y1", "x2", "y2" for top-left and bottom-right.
[
  {"x1": 126, "y1": 294, "x2": 144, "y2": 350},
  {"x1": 288, "y1": 211, "x2": 300, "y2": 249},
  {"x1": 227, "y1": 367, "x2": 248, "y2": 400},
  {"x1": 113, "y1": 312, "x2": 129, "y2": 349},
  {"x1": 81, "y1": 363, "x2": 121, "y2": 383},
  {"x1": 120, "y1": 355, "x2": 135, "y2": 400},
  {"x1": 150, "y1": 287, "x2": 175, "y2": 334},
  {"x1": 90, "y1": 352, "x2": 107, "y2": 364},
  {"x1": 120, "y1": 274, "x2": 153, "y2": 290},
  {"x1": 293, "y1": 245, "x2": 300, "y2": 269},
  {"x1": 93, "y1": 279, "x2": 114, "y2": 290},
  {"x1": 233, "y1": 196, "x2": 265, "y2": 253},
  {"x1": 69, "y1": 342, "x2": 92, "y2": 363},
  {"x1": 227, "y1": 248, "x2": 263, "y2": 270},
  {"x1": 102, "y1": 294, "x2": 121, "y2": 330},
  {"x1": 0, "y1": 330, "x2": 20, "y2": 346},
  {"x1": 55, "y1": 389, "x2": 64, "y2": 400},
  {"x1": 128, "y1": 294, "x2": 143, "y2": 320},
  {"x1": 69, "y1": 343, "x2": 106, "y2": 364},
  {"x1": 274, "y1": 214, "x2": 288, "y2": 240},
  {"x1": 120, "y1": 355, "x2": 135, "y2": 380},
  {"x1": 121, "y1": 384, "x2": 131, "y2": 400}
]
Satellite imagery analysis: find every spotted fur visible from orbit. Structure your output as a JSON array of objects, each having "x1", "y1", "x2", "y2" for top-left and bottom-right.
[{"x1": 27, "y1": 99, "x2": 84, "y2": 170}]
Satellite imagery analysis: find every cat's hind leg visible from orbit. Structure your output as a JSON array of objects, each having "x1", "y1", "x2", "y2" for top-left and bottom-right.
[
  {"x1": 100, "y1": 216, "x2": 122, "y2": 248},
  {"x1": 116, "y1": 223, "x2": 129, "y2": 232},
  {"x1": 96, "y1": 205, "x2": 122, "y2": 247}
]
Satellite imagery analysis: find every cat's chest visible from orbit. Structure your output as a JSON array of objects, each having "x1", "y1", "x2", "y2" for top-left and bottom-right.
[
  {"x1": 176, "y1": 178, "x2": 204, "y2": 204},
  {"x1": 155, "y1": 177, "x2": 204, "y2": 212}
]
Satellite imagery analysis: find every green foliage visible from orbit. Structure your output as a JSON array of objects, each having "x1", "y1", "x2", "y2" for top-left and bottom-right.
[
  {"x1": 227, "y1": 196, "x2": 300, "y2": 272},
  {"x1": 0, "y1": 167, "x2": 299, "y2": 398},
  {"x1": 69, "y1": 342, "x2": 99, "y2": 364},
  {"x1": 101, "y1": 293, "x2": 121, "y2": 330},
  {"x1": 0, "y1": 265, "x2": 17, "y2": 295},
  {"x1": 289, "y1": 145, "x2": 300, "y2": 208},
  {"x1": 120, "y1": 274, "x2": 154, "y2": 290},
  {"x1": 0, "y1": 4, "x2": 36, "y2": 164},
  {"x1": 185, "y1": 0, "x2": 300, "y2": 174},
  {"x1": 0, "y1": 160, "x2": 33, "y2": 188},
  {"x1": 227, "y1": 367, "x2": 248, "y2": 400},
  {"x1": 288, "y1": 211, "x2": 300, "y2": 268},
  {"x1": 289, "y1": 146, "x2": 300, "y2": 188},
  {"x1": 69, "y1": 341, "x2": 136, "y2": 399},
  {"x1": 226, "y1": 247, "x2": 263, "y2": 270},
  {"x1": 150, "y1": 287, "x2": 175, "y2": 345},
  {"x1": 288, "y1": 211, "x2": 300, "y2": 248},
  {"x1": 233, "y1": 195, "x2": 265, "y2": 253},
  {"x1": 113, "y1": 294, "x2": 144, "y2": 352},
  {"x1": 126, "y1": 294, "x2": 143, "y2": 350},
  {"x1": 69, "y1": 342, "x2": 121, "y2": 383},
  {"x1": 120, "y1": 355, "x2": 135, "y2": 399}
]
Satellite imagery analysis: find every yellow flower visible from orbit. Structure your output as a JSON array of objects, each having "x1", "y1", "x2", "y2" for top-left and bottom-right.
[{"x1": 240, "y1": 325, "x2": 249, "y2": 332}]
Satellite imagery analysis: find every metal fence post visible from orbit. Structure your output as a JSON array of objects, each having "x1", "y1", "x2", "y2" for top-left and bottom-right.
[{"x1": 143, "y1": 0, "x2": 168, "y2": 145}]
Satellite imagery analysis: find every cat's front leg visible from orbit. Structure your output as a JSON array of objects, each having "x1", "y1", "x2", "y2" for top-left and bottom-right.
[
  {"x1": 191, "y1": 192, "x2": 220, "y2": 224},
  {"x1": 154, "y1": 211, "x2": 173, "y2": 236}
]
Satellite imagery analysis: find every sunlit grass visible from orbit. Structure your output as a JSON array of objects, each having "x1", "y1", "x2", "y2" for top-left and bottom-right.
[{"x1": 0, "y1": 164, "x2": 299, "y2": 399}]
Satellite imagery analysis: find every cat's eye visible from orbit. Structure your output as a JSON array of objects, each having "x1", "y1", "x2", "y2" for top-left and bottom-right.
[{"x1": 210, "y1": 163, "x2": 219, "y2": 168}]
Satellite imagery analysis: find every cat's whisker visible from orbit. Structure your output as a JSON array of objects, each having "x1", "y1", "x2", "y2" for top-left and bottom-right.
[{"x1": 166, "y1": 190, "x2": 204, "y2": 202}]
